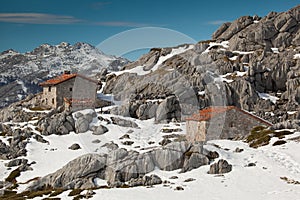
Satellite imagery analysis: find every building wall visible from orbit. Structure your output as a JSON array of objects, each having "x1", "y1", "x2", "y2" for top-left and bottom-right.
[
  {"x1": 186, "y1": 120, "x2": 206, "y2": 142},
  {"x1": 42, "y1": 85, "x2": 57, "y2": 108},
  {"x1": 55, "y1": 78, "x2": 76, "y2": 108},
  {"x1": 70, "y1": 76, "x2": 97, "y2": 111},
  {"x1": 41, "y1": 76, "x2": 96, "y2": 110},
  {"x1": 186, "y1": 108, "x2": 271, "y2": 142},
  {"x1": 218, "y1": 109, "x2": 270, "y2": 140}
]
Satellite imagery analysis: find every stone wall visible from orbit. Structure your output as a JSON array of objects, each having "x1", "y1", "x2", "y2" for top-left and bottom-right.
[
  {"x1": 70, "y1": 76, "x2": 97, "y2": 111},
  {"x1": 186, "y1": 120, "x2": 206, "y2": 142},
  {"x1": 42, "y1": 85, "x2": 57, "y2": 108},
  {"x1": 41, "y1": 76, "x2": 97, "y2": 111},
  {"x1": 55, "y1": 78, "x2": 76, "y2": 108},
  {"x1": 186, "y1": 108, "x2": 271, "y2": 142}
]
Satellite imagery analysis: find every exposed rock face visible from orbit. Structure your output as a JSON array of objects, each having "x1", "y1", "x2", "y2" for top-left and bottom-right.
[
  {"x1": 101, "y1": 5, "x2": 300, "y2": 125},
  {"x1": 37, "y1": 111, "x2": 75, "y2": 135},
  {"x1": 155, "y1": 95, "x2": 181, "y2": 123},
  {"x1": 92, "y1": 125, "x2": 109, "y2": 135},
  {"x1": 208, "y1": 159, "x2": 232, "y2": 174},
  {"x1": 110, "y1": 117, "x2": 139, "y2": 128},
  {"x1": 27, "y1": 142, "x2": 216, "y2": 190},
  {"x1": 27, "y1": 154, "x2": 107, "y2": 191}
]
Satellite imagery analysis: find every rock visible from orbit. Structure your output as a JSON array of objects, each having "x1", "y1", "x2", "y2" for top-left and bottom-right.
[
  {"x1": 34, "y1": 134, "x2": 48, "y2": 143},
  {"x1": 159, "y1": 138, "x2": 172, "y2": 146},
  {"x1": 151, "y1": 142, "x2": 190, "y2": 171},
  {"x1": 169, "y1": 176, "x2": 178, "y2": 179},
  {"x1": 155, "y1": 95, "x2": 181, "y2": 123},
  {"x1": 92, "y1": 139, "x2": 101, "y2": 144},
  {"x1": 75, "y1": 117, "x2": 90, "y2": 133},
  {"x1": 182, "y1": 153, "x2": 209, "y2": 172},
  {"x1": 128, "y1": 174, "x2": 162, "y2": 187},
  {"x1": 208, "y1": 159, "x2": 232, "y2": 174},
  {"x1": 234, "y1": 147, "x2": 244, "y2": 153},
  {"x1": 119, "y1": 134, "x2": 130, "y2": 139},
  {"x1": 37, "y1": 111, "x2": 75, "y2": 135},
  {"x1": 68, "y1": 143, "x2": 81, "y2": 150},
  {"x1": 247, "y1": 163, "x2": 256, "y2": 167},
  {"x1": 110, "y1": 117, "x2": 139, "y2": 128},
  {"x1": 121, "y1": 141, "x2": 134, "y2": 145},
  {"x1": 203, "y1": 150, "x2": 219, "y2": 160},
  {"x1": 184, "y1": 178, "x2": 196, "y2": 182},
  {"x1": 92, "y1": 125, "x2": 108, "y2": 135},
  {"x1": 136, "y1": 102, "x2": 158, "y2": 120},
  {"x1": 174, "y1": 186, "x2": 184, "y2": 191},
  {"x1": 5, "y1": 159, "x2": 28, "y2": 167},
  {"x1": 27, "y1": 154, "x2": 107, "y2": 191}
]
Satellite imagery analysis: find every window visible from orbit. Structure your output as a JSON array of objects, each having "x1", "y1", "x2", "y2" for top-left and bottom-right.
[
  {"x1": 52, "y1": 98, "x2": 55, "y2": 105},
  {"x1": 70, "y1": 87, "x2": 72, "y2": 92},
  {"x1": 48, "y1": 86, "x2": 51, "y2": 92}
]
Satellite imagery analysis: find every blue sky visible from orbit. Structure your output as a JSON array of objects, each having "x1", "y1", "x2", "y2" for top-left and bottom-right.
[{"x1": 0, "y1": 0, "x2": 299, "y2": 59}]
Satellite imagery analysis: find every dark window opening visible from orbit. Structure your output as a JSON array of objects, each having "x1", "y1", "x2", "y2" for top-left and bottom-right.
[
  {"x1": 48, "y1": 86, "x2": 51, "y2": 92},
  {"x1": 70, "y1": 87, "x2": 72, "y2": 92},
  {"x1": 52, "y1": 98, "x2": 55, "y2": 104}
]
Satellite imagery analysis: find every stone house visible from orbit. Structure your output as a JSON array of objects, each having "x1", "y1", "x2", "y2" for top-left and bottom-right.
[
  {"x1": 39, "y1": 71, "x2": 98, "y2": 111},
  {"x1": 186, "y1": 106, "x2": 272, "y2": 142}
]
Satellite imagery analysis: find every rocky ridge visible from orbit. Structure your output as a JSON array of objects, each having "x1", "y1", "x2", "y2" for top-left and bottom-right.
[{"x1": 101, "y1": 5, "x2": 300, "y2": 127}]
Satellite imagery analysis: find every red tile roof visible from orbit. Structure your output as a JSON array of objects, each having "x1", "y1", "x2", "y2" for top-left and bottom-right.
[
  {"x1": 39, "y1": 73, "x2": 98, "y2": 86},
  {"x1": 186, "y1": 106, "x2": 272, "y2": 126}
]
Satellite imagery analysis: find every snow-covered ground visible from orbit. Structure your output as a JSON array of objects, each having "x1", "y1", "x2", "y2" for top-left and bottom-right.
[{"x1": 0, "y1": 108, "x2": 300, "y2": 200}]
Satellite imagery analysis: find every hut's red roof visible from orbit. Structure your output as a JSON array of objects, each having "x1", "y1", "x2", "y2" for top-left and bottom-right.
[
  {"x1": 39, "y1": 73, "x2": 77, "y2": 86},
  {"x1": 186, "y1": 106, "x2": 272, "y2": 126},
  {"x1": 39, "y1": 73, "x2": 98, "y2": 86}
]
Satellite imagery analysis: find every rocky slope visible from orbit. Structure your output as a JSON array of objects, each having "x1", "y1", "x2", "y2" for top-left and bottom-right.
[
  {"x1": 0, "y1": 42, "x2": 129, "y2": 108},
  {"x1": 102, "y1": 5, "x2": 300, "y2": 126}
]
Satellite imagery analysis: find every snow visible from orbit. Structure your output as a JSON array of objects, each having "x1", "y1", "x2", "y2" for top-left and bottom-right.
[
  {"x1": 253, "y1": 20, "x2": 260, "y2": 23},
  {"x1": 86, "y1": 137, "x2": 300, "y2": 200},
  {"x1": 271, "y1": 48, "x2": 279, "y2": 54},
  {"x1": 203, "y1": 41, "x2": 229, "y2": 53},
  {"x1": 16, "y1": 80, "x2": 28, "y2": 93},
  {"x1": 293, "y1": 54, "x2": 300, "y2": 59},
  {"x1": 287, "y1": 111, "x2": 297, "y2": 115},
  {"x1": 1, "y1": 107, "x2": 300, "y2": 200},
  {"x1": 198, "y1": 91, "x2": 205, "y2": 95},
  {"x1": 257, "y1": 92, "x2": 279, "y2": 104},
  {"x1": 232, "y1": 50, "x2": 254, "y2": 55},
  {"x1": 229, "y1": 55, "x2": 238, "y2": 61},
  {"x1": 111, "y1": 45, "x2": 194, "y2": 76}
]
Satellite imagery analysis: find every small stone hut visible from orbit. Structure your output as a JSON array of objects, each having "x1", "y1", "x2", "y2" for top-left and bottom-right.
[
  {"x1": 186, "y1": 106, "x2": 272, "y2": 142},
  {"x1": 39, "y1": 71, "x2": 98, "y2": 111}
]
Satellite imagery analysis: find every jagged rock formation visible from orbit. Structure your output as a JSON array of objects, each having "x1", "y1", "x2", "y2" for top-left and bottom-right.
[
  {"x1": 0, "y1": 42, "x2": 130, "y2": 108},
  {"x1": 27, "y1": 141, "x2": 217, "y2": 190},
  {"x1": 102, "y1": 5, "x2": 300, "y2": 126}
]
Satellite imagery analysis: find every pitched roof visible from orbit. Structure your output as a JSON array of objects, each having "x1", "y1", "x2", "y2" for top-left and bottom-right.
[
  {"x1": 186, "y1": 106, "x2": 272, "y2": 126},
  {"x1": 39, "y1": 73, "x2": 98, "y2": 86}
]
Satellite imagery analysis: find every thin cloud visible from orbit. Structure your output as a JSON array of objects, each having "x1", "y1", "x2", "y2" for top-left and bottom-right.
[
  {"x1": 0, "y1": 12, "x2": 154, "y2": 27},
  {"x1": 0, "y1": 13, "x2": 83, "y2": 24},
  {"x1": 91, "y1": 2, "x2": 111, "y2": 10},
  {"x1": 93, "y1": 21, "x2": 152, "y2": 27},
  {"x1": 207, "y1": 20, "x2": 229, "y2": 25}
]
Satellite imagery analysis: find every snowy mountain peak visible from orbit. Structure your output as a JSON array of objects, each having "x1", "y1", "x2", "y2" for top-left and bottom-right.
[{"x1": 0, "y1": 42, "x2": 130, "y2": 108}]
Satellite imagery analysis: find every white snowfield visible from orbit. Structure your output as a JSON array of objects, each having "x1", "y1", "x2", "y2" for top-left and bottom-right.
[{"x1": 1, "y1": 108, "x2": 300, "y2": 200}]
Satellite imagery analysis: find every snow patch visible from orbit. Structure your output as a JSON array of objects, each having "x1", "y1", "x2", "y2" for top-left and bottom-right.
[
  {"x1": 293, "y1": 54, "x2": 300, "y2": 59},
  {"x1": 271, "y1": 48, "x2": 279, "y2": 54},
  {"x1": 203, "y1": 41, "x2": 229, "y2": 53},
  {"x1": 257, "y1": 92, "x2": 279, "y2": 104}
]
